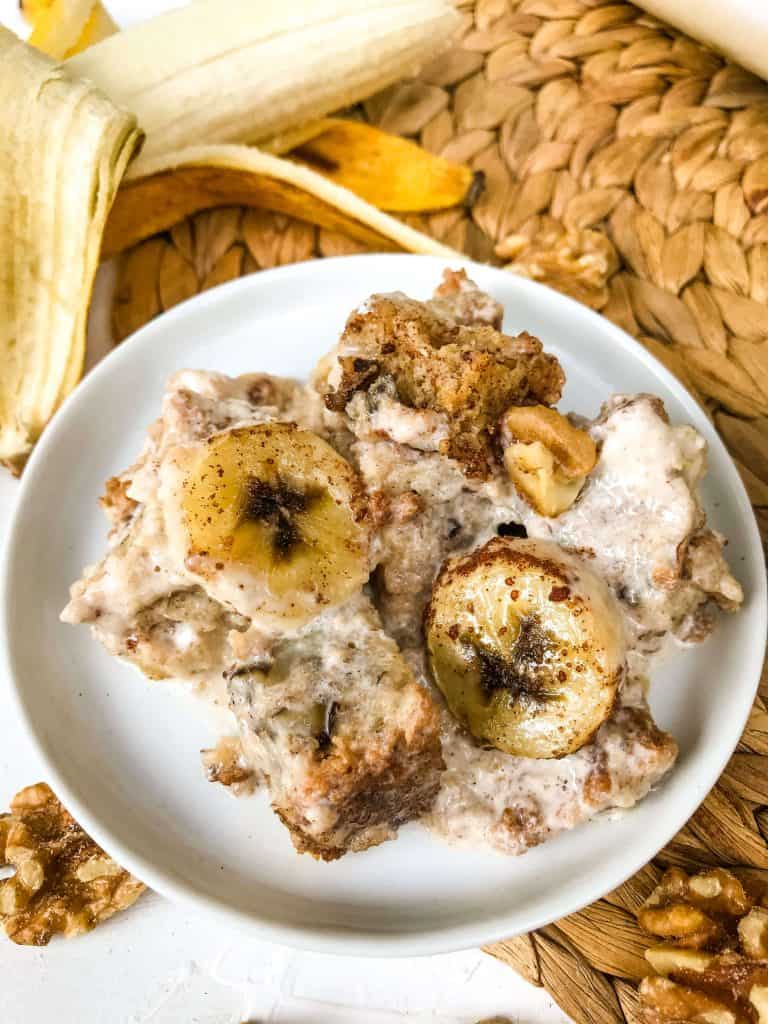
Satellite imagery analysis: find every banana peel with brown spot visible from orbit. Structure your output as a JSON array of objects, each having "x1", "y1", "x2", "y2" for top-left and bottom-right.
[
  {"x1": 289, "y1": 118, "x2": 478, "y2": 213},
  {"x1": 103, "y1": 142, "x2": 467, "y2": 260}
]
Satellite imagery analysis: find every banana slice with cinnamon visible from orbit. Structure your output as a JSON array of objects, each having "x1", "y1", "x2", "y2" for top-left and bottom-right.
[
  {"x1": 161, "y1": 422, "x2": 370, "y2": 629},
  {"x1": 425, "y1": 536, "x2": 625, "y2": 758}
]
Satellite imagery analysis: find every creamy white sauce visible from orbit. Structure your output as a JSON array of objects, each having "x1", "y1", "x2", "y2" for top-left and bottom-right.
[
  {"x1": 504, "y1": 397, "x2": 742, "y2": 652},
  {"x1": 62, "y1": 348, "x2": 741, "y2": 857},
  {"x1": 347, "y1": 390, "x2": 450, "y2": 451},
  {"x1": 346, "y1": 391, "x2": 738, "y2": 853}
]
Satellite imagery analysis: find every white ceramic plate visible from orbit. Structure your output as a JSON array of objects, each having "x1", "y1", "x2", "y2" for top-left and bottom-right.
[{"x1": 3, "y1": 255, "x2": 765, "y2": 956}]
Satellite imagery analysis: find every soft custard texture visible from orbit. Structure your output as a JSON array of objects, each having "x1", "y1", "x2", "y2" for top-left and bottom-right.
[
  {"x1": 63, "y1": 371, "x2": 323, "y2": 679},
  {"x1": 230, "y1": 593, "x2": 442, "y2": 859},
  {"x1": 62, "y1": 368, "x2": 441, "y2": 860},
  {"x1": 520, "y1": 396, "x2": 743, "y2": 651},
  {"x1": 62, "y1": 270, "x2": 742, "y2": 859},
  {"x1": 314, "y1": 272, "x2": 740, "y2": 854}
]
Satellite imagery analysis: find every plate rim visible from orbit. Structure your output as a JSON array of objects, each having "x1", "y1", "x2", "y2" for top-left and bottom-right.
[{"x1": 2, "y1": 252, "x2": 766, "y2": 956}]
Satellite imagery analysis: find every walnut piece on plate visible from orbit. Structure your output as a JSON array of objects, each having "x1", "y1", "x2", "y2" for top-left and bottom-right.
[
  {"x1": 637, "y1": 867, "x2": 768, "y2": 1023},
  {"x1": 0, "y1": 783, "x2": 145, "y2": 945},
  {"x1": 500, "y1": 404, "x2": 598, "y2": 517}
]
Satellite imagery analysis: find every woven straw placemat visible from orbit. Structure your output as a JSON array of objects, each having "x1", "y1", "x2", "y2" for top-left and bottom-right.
[{"x1": 110, "y1": 2, "x2": 768, "y2": 1020}]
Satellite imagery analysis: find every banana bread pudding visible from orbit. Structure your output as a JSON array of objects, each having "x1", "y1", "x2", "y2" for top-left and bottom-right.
[{"x1": 63, "y1": 269, "x2": 743, "y2": 860}]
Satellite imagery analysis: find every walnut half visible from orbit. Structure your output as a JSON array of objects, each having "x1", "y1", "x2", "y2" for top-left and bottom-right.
[
  {"x1": 500, "y1": 405, "x2": 597, "y2": 517},
  {"x1": 0, "y1": 783, "x2": 145, "y2": 945},
  {"x1": 637, "y1": 867, "x2": 768, "y2": 1024}
]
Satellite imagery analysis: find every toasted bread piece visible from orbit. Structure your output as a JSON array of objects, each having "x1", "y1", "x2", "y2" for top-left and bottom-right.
[
  {"x1": 227, "y1": 594, "x2": 443, "y2": 859},
  {"x1": 321, "y1": 271, "x2": 564, "y2": 477},
  {"x1": 275, "y1": 695, "x2": 443, "y2": 860}
]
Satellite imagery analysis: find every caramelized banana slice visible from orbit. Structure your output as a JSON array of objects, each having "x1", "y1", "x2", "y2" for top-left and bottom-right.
[
  {"x1": 163, "y1": 422, "x2": 370, "y2": 628},
  {"x1": 425, "y1": 537, "x2": 625, "y2": 758}
]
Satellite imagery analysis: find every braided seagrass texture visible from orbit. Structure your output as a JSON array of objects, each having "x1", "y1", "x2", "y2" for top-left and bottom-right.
[{"x1": 111, "y1": 2, "x2": 768, "y2": 1020}]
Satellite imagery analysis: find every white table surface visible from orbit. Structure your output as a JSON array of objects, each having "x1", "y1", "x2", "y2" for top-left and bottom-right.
[{"x1": 0, "y1": 3, "x2": 571, "y2": 1021}]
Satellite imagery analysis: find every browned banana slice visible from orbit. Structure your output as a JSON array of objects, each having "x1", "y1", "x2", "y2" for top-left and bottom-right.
[
  {"x1": 425, "y1": 537, "x2": 625, "y2": 758},
  {"x1": 162, "y1": 422, "x2": 370, "y2": 628}
]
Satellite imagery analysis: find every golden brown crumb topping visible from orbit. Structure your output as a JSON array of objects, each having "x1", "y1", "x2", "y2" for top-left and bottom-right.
[{"x1": 322, "y1": 284, "x2": 564, "y2": 478}]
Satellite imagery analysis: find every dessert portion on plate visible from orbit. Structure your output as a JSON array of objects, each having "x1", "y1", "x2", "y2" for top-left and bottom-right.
[{"x1": 62, "y1": 270, "x2": 743, "y2": 860}]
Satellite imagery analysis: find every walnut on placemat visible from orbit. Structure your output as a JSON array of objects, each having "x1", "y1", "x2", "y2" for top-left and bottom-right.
[
  {"x1": 637, "y1": 866, "x2": 768, "y2": 1023},
  {"x1": 0, "y1": 782, "x2": 145, "y2": 945},
  {"x1": 496, "y1": 223, "x2": 619, "y2": 312}
]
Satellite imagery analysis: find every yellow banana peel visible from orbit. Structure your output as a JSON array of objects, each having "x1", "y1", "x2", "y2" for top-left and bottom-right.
[
  {"x1": 0, "y1": 27, "x2": 141, "y2": 467},
  {"x1": 104, "y1": 145, "x2": 461, "y2": 260}
]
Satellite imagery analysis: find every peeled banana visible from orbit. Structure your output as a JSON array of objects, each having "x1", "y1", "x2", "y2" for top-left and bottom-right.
[
  {"x1": 2, "y1": 0, "x2": 464, "y2": 470},
  {"x1": 161, "y1": 423, "x2": 370, "y2": 629},
  {"x1": 425, "y1": 537, "x2": 625, "y2": 758},
  {"x1": 67, "y1": 0, "x2": 461, "y2": 174}
]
